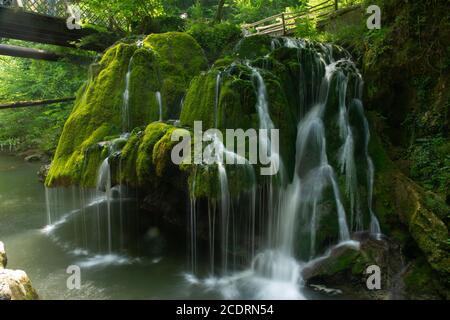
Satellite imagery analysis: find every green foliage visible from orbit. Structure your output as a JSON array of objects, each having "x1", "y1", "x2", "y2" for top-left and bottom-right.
[
  {"x1": 187, "y1": 22, "x2": 242, "y2": 62},
  {"x1": 79, "y1": 0, "x2": 164, "y2": 33},
  {"x1": 134, "y1": 16, "x2": 186, "y2": 34},
  {"x1": 46, "y1": 32, "x2": 207, "y2": 187},
  {"x1": 408, "y1": 137, "x2": 450, "y2": 199},
  {"x1": 231, "y1": 0, "x2": 302, "y2": 23},
  {"x1": 0, "y1": 41, "x2": 89, "y2": 154}
]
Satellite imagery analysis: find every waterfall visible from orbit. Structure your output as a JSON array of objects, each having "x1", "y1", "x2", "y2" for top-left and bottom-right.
[
  {"x1": 97, "y1": 157, "x2": 112, "y2": 253},
  {"x1": 187, "y1": 38, "x2": 381, "y2": 299},
  {"x1": 122, "y1": 57, "x2": 133, "y2": 133},
  {"x1": 42, "y1": 35, "x2": 382, "y2": 297},
  {"x1": 155, "y1": 91, "x2": 163, "y2": 121},
  {"x1": 352, "y1": 98, "x2": 381, "y2": 235},
  {"x1": 43, "y1": 56, "x2": 139, "y2": 262},
  {"x1": 214, "y1": 72, "x2": 222, "y2": 127}
]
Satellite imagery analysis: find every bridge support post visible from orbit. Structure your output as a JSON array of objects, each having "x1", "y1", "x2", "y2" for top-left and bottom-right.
[{"x1": 281, "y1": 13, "x2": 286, "y2": 35}]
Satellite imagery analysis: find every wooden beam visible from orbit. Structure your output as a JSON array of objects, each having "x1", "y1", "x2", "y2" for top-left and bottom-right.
[
  {"x1": 0, "y1": 44, "x2": 94, "y2": 64},
  {"x1": 0, "y1": 7, "x2": 105, "y2": 52},
  {"x1": 0, "y1": 44, "x2": 62, "y2": 61},
  {"x1": 0, "y1": 97, "x2": 75, "y2": 110}
]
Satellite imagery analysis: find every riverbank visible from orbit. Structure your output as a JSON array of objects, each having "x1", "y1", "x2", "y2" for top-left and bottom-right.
[{"x1": 0, "y1": 241, "x2": 39, "y2": 300}]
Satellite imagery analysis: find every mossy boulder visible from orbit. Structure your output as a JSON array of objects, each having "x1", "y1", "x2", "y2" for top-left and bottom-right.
[
  {"x1": 113, "y1": 122, "x2": 186, "y2": 190},
  {"x1": 46, "y1": 32, "x2": 207, "y2": 187},
  {"x1": 144, "y1": 32, "x2": 208, "y2": 120},
  {"x1": 390, "y1": 173, "x2": 450, "y2": 278},
  {"x1": 369, "y1": 113, "x2": 450, "y2": 292},
  {"x1": 302, "y1": 232, "x2": 404, "y2": 299},
  {"x1": 234, "y1": 35, "x2": 273, "y2": 60},
  {"x1": 180, "y1": 63, "x2": 298, "y2": 185}
]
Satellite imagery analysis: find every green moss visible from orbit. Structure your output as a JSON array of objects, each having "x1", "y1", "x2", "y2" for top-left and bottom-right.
[
  {"x1": 135, "y1": 123, "x2": 173, "y2": 186},
  {"x1": 323, "y1": 249, "x2": 361, "y2": 276},
  {"x1": 152, "y1": 127, "x2": 179, "y2": 178},
  {"x1": 47, "y1": 32, "x2": 207, "y2": 187},
  {"x1": 234, "y1": 35, "x2": 273, "y2": 60},
  {"x1": 403, "y1": 257, "x2": 449, "y2": 299},
  {"x1": 180, "y1": 71, "x2": 218, "y2": 129},
  {"x1": 117, "y1": 129, "x2": 143, "y2": 186},
  {"x1": 187, "y1": 22, "x2": 242, "y2": 63},
  {"x1": 181, "y1": 63, "x2": 297, "y2": 181}
]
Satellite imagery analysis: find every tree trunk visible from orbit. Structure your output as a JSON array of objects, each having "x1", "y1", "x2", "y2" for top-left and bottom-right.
[
  {"x1": 215, "y1": 0, "x2": 226, "y2": 23},
  {"x1": 0, "y1": 97, "x2": 76, "y2": 110}
]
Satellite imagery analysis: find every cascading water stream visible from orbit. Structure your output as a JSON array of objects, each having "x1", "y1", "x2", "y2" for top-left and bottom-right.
[
  {"x1": 155, "y1": 91, "x2": 163, "y2": 122},
  {"x1": 41, "y1": 35, "x2": 382, "y2": 297},
  {"x1": 215, "y1": 72, "x2": 222, "y2": 128},
  {"x1": 122, "y1": 57, "x2": 133, "y2": 133},
  {"x1": 97, "y1": 157, "x2": 112, "y2": 253},
  {"x1": 187, "y1": 38, "x2": 381, "y2": 300}
]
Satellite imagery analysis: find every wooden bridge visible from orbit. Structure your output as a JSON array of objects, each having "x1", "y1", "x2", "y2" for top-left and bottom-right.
[
  {"x1": 242, "y1": 0, "x2": 346, "y2": 37},
  {"x1": 0, "y1": 0, "x2": 114, "y2": 54},
  {"x1": 0, "y1": 0, "x2": 114, "y2": 110}
]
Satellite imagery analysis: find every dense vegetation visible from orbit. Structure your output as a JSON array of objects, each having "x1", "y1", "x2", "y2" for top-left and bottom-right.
[
  {"x1": 0, "y1": 0, "x2": 448, "y2": 299},
  {"x1": 0, "y1": 41, "x2": 90, "y2": 154}
]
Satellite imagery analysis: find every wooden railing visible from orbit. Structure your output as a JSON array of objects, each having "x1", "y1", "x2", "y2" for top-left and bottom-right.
[
  {"x1": 242, "y1": 0, "x2": 339, "y2": 37},
  {"x1": 0, "y1": 0, "x2": 110, "y2": 28}
]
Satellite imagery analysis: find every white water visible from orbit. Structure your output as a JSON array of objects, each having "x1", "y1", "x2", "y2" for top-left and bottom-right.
[
  {"x1": 40, "y1": 37, "x2": 382, "y2": 300},
  {"x1": 122, "y1": 57, "x2": 133, "y2": 133},
  {"x1": 186, "y1": 38, "x2": 382, "y2": 299},
  {"x1": 97, "y1": 158, "x2": 112, "y2": 252},
  {"x1": 155, "y1": 91, "x2": 163, "y2": 121},
  {"x1": 215, "y1": 72, "x2": 222, "y2": 127}
]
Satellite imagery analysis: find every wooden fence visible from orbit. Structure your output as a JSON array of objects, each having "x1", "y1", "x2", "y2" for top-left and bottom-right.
[
  {"x1": 242, "y1": 0, "x2": 339, "y2": 37},
  {"x1": 0, "y1": 0, "x2": 110, "y2": 28}
]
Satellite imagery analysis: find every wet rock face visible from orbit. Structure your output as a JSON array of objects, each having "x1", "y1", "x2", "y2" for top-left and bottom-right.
[
  {"x1": 0, "y1": 242, "x2": 6, "y2": 269},
  {"x1": 45, "y1": 32, "x2": 207, "y2": 188},
  {"x1": 301, "y1": 232, "x2": 405, "y2": 300},
  {"x1": 37, "y1": 164, "x2": 51, "y2": 183},
  {"x1": 0, "y1": 269, "x2": 39, "y2": 300},
  {"x1": 0, "y1": 242, "x2": 39, "y2": 300}
]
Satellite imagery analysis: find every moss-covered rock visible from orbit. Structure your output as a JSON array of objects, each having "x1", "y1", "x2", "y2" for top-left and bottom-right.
[
  {"x1": 369, "y1": 112, "x2": 450, "y2": 290},
  {"x1": 144, "y1": 32, "x2": 208, "y2": 120},
  {"x1": 234, "y1": 35, "x2": 273, "y2": 60},
  {"x1": 302, "y1": 232, "x2": 403, "y2": 300},
  {"x1": 180, "y1": 62, "x2": 297, "y2": 183},
  {"x1": 391, "y1": 173, "x2": 450, "y2": 278},
  {"x1": 46, "y1": 32, "x2": 207, "y2": 187},
  {"x1": 403, "y1": 257, "x2": 449, "y2": 300}
]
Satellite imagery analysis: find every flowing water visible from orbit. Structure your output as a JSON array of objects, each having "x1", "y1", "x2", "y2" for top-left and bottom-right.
[
  {"x1": 156, "y1": 91, "x2": 163, "y2": 122},
  {"x1": 0, "y1": 154, "x2": 228, "y2": 299},
  {"x1": 1, "y1": 37, "x2": 381, "y2": 300},
  {"x1": 184, "y1": 38, "x2": 381, "y2": 299}
]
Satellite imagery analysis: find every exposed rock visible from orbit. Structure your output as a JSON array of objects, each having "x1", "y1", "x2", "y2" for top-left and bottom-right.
[
  {"x1": 0, "y1": 269, "x2": 39, "y2": 300},
  {"x1": 0, "y1": 242, "x2": 6, "y2": 269},
  {"x1": 45, "y1": 32, "x2": 207, "y2": 188},
  {"x1": 0, "y1": 242, "x2": 38, "y2": 300},
  {"x1": 37, "y1": 164, "x2": 51, "y2": 183},
  {"x1": 309, "y1": 284, "x2": 343, "y2": 296},
  {"x1": 391, "y1": 173, "x2": 450, "y2": 278},
  {"x1": 24, "y1": 154, "x2": 42, "y2": 162},
  {"x1": 369, "y1": 116, "x2": 450, "y2": 298},
  {"x1": 302, "y1": 232, "x2": 405, "y2": 300}
]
